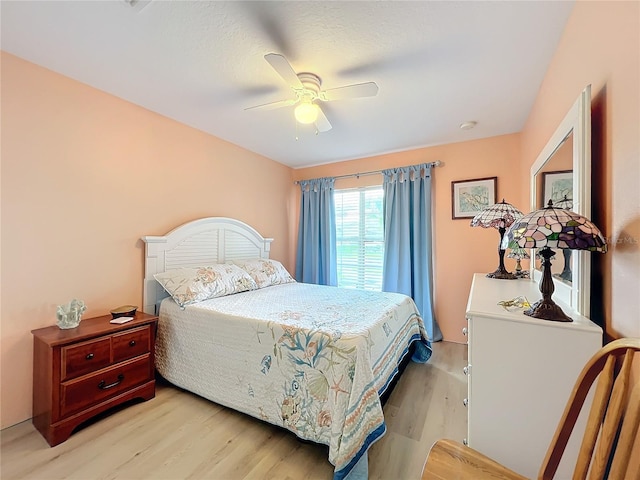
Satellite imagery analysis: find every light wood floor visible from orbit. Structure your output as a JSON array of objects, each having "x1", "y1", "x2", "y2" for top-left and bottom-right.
[{"x1": 1, "y1": 341, "x2": 467, "y2": 480}]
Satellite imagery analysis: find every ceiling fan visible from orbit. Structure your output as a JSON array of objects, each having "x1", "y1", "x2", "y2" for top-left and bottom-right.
[{"x1": 246, "y1": 53, "x2": 379, "y2": 132}]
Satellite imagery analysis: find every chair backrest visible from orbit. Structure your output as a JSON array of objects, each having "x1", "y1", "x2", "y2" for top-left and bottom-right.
[{"x1": 539, "y1": 338, "x2": 640, "y2": 480}]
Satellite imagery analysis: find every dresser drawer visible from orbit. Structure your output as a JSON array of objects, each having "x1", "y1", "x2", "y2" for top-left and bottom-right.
[
  {"x1": 61, "y1": 338, "x2": 111, "y2": 381},
  {"x1": 60, "y1": 354, "x2": 151, "y2": 418},
  {"x1": 112, "y1": 325, "x2": 150, "y2": 363}
]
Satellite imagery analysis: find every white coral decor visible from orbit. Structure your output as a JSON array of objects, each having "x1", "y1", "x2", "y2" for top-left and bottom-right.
[{"x1": 56, "y1": 299, "x2": 87, "y2": 329}]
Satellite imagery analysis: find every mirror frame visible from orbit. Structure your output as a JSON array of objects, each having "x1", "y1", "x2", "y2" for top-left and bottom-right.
[{"x1": 530, "y1": 85, "x2": 591, "y2": 317}]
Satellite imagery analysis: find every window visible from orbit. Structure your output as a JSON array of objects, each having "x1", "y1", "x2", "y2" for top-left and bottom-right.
[{"x1": 334, "y1": 186, "x2": 384, "y2": 291}]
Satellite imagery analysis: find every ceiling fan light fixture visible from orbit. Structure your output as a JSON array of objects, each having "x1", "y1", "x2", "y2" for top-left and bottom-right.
[{"x1": 294, "y1": 102, "x2": 319, "y2": 124}]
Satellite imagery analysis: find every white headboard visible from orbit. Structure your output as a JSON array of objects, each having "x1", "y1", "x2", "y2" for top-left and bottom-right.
[{"x1": 142, "y1": 217, "x2": 273, "y2": 314}]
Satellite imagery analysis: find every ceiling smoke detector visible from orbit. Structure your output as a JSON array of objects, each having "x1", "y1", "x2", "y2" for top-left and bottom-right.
[
  {"x1": 122, "y1": 0, "x2": 151, "y2": 12},
  {"x1": 460, "y1": 121, "x2": 477, "y2": 130}
]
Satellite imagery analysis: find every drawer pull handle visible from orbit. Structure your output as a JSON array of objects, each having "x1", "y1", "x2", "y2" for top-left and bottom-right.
[
  {"x1": 85, "y1": 353, "x2": 94, "y2": 360},
  {"x1": 98, "y1": 374, "x2": 124, "y2": 390},
  {"x1": 129, "y1": 340, "x2": 136, "y2": 347}
]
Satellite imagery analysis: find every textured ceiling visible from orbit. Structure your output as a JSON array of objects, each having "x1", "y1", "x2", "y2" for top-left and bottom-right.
[{"x1": 1, "y1": 1, "x2": 574, "y2": 168}]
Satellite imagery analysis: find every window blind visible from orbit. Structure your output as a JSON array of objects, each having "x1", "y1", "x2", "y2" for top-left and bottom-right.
[{"x1": 334, "y1": 186, "x2": 384, "y2": 291}]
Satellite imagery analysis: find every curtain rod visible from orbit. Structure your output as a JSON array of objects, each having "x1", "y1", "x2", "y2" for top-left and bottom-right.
[{"x1": 294, "y1": 160, "x2": 442, "y2": 185}]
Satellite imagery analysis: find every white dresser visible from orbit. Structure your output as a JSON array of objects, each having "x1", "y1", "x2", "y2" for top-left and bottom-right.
[{"x1": 465, "y1": 273, "x2": 602, "y2": 478}]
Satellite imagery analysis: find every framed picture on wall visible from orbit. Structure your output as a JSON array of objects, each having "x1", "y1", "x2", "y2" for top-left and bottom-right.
[
  {"x1": 542, "y1": 170, "x2": 573, "y2": 206},
  {"x1": 451, "y1": 176, "x2": 497, "y2": 219}
]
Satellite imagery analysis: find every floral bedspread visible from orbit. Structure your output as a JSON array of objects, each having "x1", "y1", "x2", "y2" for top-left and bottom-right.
[{"x1": 155, "y1": 283, "x2": 431, "y2": 479}]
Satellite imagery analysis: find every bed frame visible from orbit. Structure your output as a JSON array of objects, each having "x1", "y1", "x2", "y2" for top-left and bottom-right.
[{"x1": 142, "y1": 217, "x2": 273, "y2": 314}]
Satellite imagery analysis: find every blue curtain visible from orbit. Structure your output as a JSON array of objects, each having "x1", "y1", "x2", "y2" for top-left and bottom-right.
[
  {"x1": 382, "y1": 165, "x2": 442, "y2": 342},
  {"x1": 296, "y1": 177, "x2": 338, "y2": 286}
]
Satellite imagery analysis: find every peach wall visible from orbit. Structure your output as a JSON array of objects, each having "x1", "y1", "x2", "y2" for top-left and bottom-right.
[
  {"x1": 0, "y1": 52, "x2": 294, "y2": 428},
  {"x1": 520, "y1": 0, "x2": 640, "y2": 340},
  {"x1": 518, "y1": 4, "x2": 640, "y2": 462},
  {"x1": 292, "y1": 134, "x2": 523, "y2": 344}
]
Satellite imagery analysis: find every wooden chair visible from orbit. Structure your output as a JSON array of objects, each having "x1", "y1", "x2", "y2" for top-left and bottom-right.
[{"x1": 421, "y1": 338, "x2": 640, "y2": 480}]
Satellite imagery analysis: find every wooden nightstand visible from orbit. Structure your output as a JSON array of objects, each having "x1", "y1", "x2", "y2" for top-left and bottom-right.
[{"x1": 31, "y1": 312, "x2": 158, "y2": 446}]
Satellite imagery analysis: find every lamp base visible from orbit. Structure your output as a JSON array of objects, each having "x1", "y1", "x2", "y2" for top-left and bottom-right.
[
  {"x1": 524, "y1": 299, "x2": 573, "y2": 322},
  {"x1": 486, "y1": 268, "x2": 518, "y2": 280},
  {"x1": 558, "y1": 269, "x2": 572, "y2": 282}
]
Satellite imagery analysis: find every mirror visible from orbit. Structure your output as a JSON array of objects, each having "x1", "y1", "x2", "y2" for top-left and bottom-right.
[
  {"x1": 535, "y1": 133, "x2": 574, "y2": 283},
  {"x1": 530, "y1": 85, "x2": 591, "y2": 317}
]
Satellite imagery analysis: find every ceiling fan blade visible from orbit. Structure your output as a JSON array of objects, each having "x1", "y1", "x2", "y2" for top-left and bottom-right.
[
  {"x1": 322, "y1": 82, "x2": 379, "y2": 102},
  {"x1": 264, "y1": 53, "x2": 303, "y2": 89},
  {"x1": 314, "y1": 106, "x2": 332, "y2": 132},
  {"x1": 245, "y1": 98, "x2": 297, "y2": 111}
]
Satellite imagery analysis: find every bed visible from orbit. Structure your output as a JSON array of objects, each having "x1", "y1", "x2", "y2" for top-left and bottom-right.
[{"x1": 142, "y1": 217, "x2": 432, "y2": 479}]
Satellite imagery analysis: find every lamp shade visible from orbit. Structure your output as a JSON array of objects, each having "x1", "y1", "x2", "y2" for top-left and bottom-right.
[
  {"x1": 294, "y1": 102, "x2": 319, "y2": 124},
  {"x1": 506, "y1": 242, "x2": 530, "y2": 260},
  {"x1": 470, "y1": 200, "x2": 524, "y2": 280},
  {"x1": 503, "y1": 200, "x2": 607, "y2": 322},
  {"x1": 554, "y1": 195, "x2": 573, "y2": 210},
  {"x1": 470, "y1": 199, "x2": 523, "y2": 230},
  {"x1": 503, "y1": 201, "x2": 607, "y2": 252}
]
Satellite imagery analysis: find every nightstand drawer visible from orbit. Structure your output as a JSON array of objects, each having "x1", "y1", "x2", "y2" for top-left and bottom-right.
[
  {"x1": 61, "y1": 338, "x2": 111, "y2": 381},
  {"x1": 112, "y1": 325, "x2": 150, "y2": 363},
  {"x1": 60, "y1": 354, "x2": 151, "y2": 418}
]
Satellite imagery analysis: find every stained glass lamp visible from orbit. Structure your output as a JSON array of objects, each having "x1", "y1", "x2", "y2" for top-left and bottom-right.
[
  {"x1": 554, "y1": 195, "x2": 574, "y2": 281},
  {"x1": 503, "y1": 200, "x2": 607, "y2": 322},
  {"x1": 534, "y1": 249, "x2": 555, "y2": 270},
  {"x1": 470, "y1": 199, "x2": 523, "y2": 280},
  {"x1": 554, "y1": 195, "x2": 573, "y2": 209},
  {"x1": 506, "y1": 242, "x2": 530, "y2": 278}
]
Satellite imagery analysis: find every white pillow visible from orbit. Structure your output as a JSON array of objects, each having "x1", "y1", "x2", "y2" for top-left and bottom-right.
[
  {"x1": 232, "y1": 258, "x2": 296, "y2": 289},
  {"x1": 154, "y1": 264, "x2": 257, "y2": 307}
]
